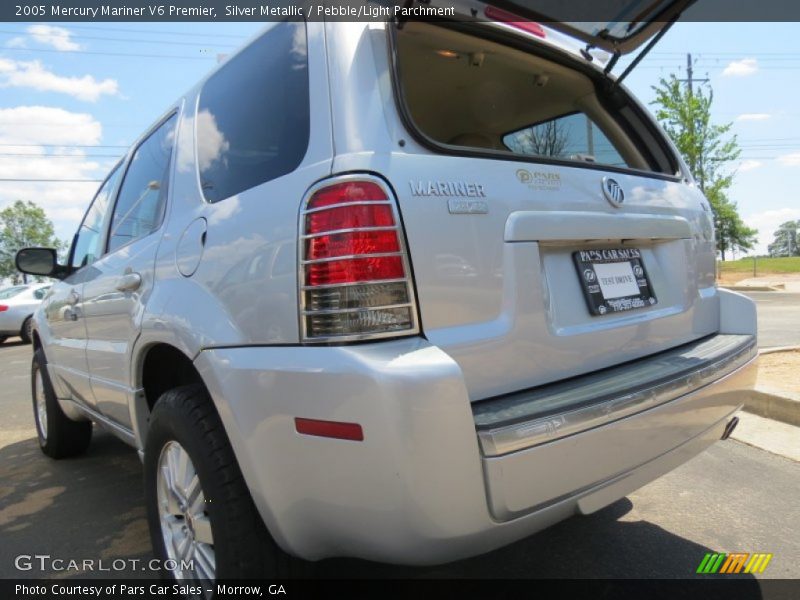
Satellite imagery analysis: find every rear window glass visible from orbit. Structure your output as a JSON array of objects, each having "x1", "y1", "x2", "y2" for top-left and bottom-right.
[
  {"x1": 394, "y1": 22, "x2": 663, "y2": 174},
  {"x1": 504, "y1": 112, "x2": 627, "y2": 167},
  {"x1": 197, "y1": 21, "x2": 310, "y2": 203}
]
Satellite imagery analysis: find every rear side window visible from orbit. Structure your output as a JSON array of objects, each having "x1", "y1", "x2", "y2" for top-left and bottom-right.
[
  {"x1": 394, "y1": 22, "x2": 670, "y2": 175},
  {"x1": 108, "y1": 114, "x2": 177, "y2": 253},
  {"x1": 197, "y1": 21, "x2": 310, "y2": 203}
]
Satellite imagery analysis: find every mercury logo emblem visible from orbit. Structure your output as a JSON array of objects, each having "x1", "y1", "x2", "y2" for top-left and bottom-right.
[{"x1": 602, "y1": 177, "x2": 625, "y2": 207}]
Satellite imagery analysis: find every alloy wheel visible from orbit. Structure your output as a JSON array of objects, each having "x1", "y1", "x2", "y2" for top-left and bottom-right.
[{"x1": 156, "y1": 440, "x2": 216, "y2": 581}]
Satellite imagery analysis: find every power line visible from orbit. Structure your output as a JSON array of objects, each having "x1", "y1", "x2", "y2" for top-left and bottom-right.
[
  {"x1": 1, "y1": 45, "x2": 215, "y2": 61},
  {"x1": 0, "y1": 29, "x2": 240, "y2": 48},
  {"x1": 0, "y1": 178, "x2": 101, "y2": 182},
  {"x1": 0, "y1": 143, "x2": 128, "y2": 148},
  {"x1": 41, "y1": 23, "x2": 250, "y2": 39},
  {"x1": 0, "y1": 153, "x2": 121, "y2": 158},
  {"x1": 652, "y1": 51, "x2": 800, "y2": 56}
]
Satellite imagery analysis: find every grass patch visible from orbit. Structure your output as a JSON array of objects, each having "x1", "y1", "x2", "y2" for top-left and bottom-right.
[{"x1": 719, "y1": 256, "x2": 800, "y2": 274}]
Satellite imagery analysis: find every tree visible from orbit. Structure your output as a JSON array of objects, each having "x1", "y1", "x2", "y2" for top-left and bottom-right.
[
  {"x1": 507, "y1": 120, "x2": 568, "y2": 157},
  {"x1": 0, "y1": 201, "x2": 64, "y2": 284},
  {"x1": 768, "y1": 220, "x2": 800, "y2": 257},
  {"x1": 651, "y1": 75, "x2": 757, "y2": 259}
]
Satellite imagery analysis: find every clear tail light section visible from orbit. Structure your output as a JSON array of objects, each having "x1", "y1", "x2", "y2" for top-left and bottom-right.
[{"x1": 299, "y1": 176, "x2": 420, "y2": 343}]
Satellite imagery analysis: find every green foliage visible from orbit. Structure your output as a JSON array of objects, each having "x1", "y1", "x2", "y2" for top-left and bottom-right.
[
  {"x1": 0, "y1": 200, "x2": 65, "y2": 284},
  {"x1": 651, "y1": 75, "x2": 758, "y2": 259},
  {"x1": 768, "y1": 220, "x2": 800, "y2": 257}
]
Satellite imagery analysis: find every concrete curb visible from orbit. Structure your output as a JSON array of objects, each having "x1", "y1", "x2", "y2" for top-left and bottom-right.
[
  {"x1": 744, "y1": 387, "x2": 800, "y2": 428},
  {"x1": 760, "y1": 345, "x2": 800, "y2": 355},
  {"x1": 722, "y1": 285, "x2": 784, "y2": 292},
  {"x1": 742, "y1": 347, "x2": 800, "y2": 427}
]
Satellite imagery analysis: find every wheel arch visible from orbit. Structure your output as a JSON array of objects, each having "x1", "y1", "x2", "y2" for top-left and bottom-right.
[{"x1": 131, "y1": 341, "x2": 206, "y2": 450}]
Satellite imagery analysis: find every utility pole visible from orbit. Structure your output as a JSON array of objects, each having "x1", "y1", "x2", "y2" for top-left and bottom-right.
[
  {"x1": 679, "y1": 53, "x2": 709, "y2": 97},
  {"x1": 678, "y1": 53, "x2": 711, "y2": 193}
]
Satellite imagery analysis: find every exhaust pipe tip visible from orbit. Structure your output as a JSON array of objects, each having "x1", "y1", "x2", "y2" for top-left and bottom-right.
[{"x1": 721, "y1": 416, "x2": 740, "y2": 440}]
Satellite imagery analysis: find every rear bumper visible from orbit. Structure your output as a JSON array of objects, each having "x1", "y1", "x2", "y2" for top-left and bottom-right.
[
  {"x1": 479, "y1": 338, "x2": 756, "y2": 521},
  {"x1": 195, "y1": 327, "x2": 757, "y2": 565},
  {"x1": 474, "y1": 332, "x2": 754, "y2": 460}
]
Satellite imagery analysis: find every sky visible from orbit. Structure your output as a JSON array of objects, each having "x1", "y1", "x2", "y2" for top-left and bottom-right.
[{"x1": 0, "y1": 20, "x2": 798, "y2": 256}]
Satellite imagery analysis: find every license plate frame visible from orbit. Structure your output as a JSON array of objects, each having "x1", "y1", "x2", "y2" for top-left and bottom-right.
[{"x1": 572, "y1": 248, "x2": 657, "y2": 316}]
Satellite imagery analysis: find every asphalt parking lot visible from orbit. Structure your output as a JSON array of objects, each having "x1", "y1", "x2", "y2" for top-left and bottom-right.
[
  {"x1": 0, "y1": 292, "x2": 798, "y2": 584},
  {"x1": 742, "y1": 291, "x2": 800, "y2": 349}
]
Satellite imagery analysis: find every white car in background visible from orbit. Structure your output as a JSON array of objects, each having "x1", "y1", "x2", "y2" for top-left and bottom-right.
[{"x1": 0, "y1": 283, "x2": 51, "y2": 344}]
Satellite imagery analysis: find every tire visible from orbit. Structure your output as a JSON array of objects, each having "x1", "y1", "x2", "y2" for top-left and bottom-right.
[
  {"x1": 144, "y1": 384, "x2": 309, "y2": 581},
  {"x1": 32, "y1": 349, "x2": 92, "y2": 458},
  {"x1": 20, "y1": 317, "x2": 33, "y2": 344},
  {"x1": 0, "y1": 336, "x2": 7, "y2": 345}
]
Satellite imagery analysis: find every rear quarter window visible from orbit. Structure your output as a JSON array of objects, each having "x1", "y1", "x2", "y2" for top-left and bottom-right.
[{"x1": 197, "y1": 21, "x2": 310, "y2": 203}]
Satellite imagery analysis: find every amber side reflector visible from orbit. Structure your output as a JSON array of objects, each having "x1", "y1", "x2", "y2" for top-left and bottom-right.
[{"x1": 294, "y1": 417, "x2": 364, "y2": 441}]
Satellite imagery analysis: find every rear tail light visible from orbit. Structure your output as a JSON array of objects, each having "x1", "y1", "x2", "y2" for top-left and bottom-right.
[
  {"x1": 0, "y1": 305, "x2": 7, "y2": 312},
  {"x1": 299, "y1": 177, "x2": 419, "y2": 342}
]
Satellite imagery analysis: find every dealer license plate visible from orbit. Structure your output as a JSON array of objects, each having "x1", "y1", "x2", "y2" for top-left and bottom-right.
[{"x1": 572, "y1": 248, "x2": 657, "y2": 316}]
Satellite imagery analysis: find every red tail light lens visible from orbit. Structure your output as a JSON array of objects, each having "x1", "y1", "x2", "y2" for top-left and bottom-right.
[
  {"x1": 0, "y1": 305, "x2": 7, "y2": 312},
  {"x1": 305, "y1": 205, "x2": 395, "y2": 235},
  {"x1": 300, "y1": 177, "x2": 419, "y2": 342},
  {"x1": 307, "y1": 230, "x2": 400, "y2": 261}
]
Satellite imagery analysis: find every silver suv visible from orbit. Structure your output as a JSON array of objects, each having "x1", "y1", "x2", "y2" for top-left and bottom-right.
[{"x1": 16, "y1": 9, "x2": 757, "y2": 581}]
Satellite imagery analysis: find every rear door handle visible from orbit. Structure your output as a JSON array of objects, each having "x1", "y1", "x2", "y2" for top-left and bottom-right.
[{"x1": 115, "y1": 272, "x2": 142, "y2": 292}]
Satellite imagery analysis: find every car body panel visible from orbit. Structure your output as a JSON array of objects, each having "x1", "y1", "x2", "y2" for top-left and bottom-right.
[
  {"x1": 193, "y1": 313, "x2": 755, "y2": 563},
  {"x1": 325, "y1": 22, "x2": 718, "y2": 400}
]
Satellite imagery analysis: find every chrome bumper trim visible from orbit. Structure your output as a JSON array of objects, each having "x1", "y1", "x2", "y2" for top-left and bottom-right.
[{"x1": 474, "y1": 334, "x2": 757, "y2": 457}]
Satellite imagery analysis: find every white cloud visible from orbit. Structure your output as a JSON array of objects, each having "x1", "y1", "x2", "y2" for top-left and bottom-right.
[
  {"x1": 745, "y1": 208, "x2": 800, "y2": 255},
  {"x1": 195, "y1": 109, "x2": 229, "y2": 172},
  {"x1": 738, "y1": 159, "x2": 763, "y2": 172},
  {"x1": 0, "y1": 106, "x2": 111, "y2": 242},
  {"x1": 777, "y1": 152, "x2": 800, "y2": 167},
  {"x1": 27, "y1": 25, "x2": 81, "y2": 52},
  {"x1": 0, "y1": 58, "x2": 118, "y2": 102},
  {"x1": 0, "y1": 106, "x2": 102, "y2": 145},
  {"x1": 736, "y1": 113, "x2": 771, "y2": 122},
  {"x1": 722, "y1": 58, "x2": 758, "y2": 77},
  {"x1": 5, "y1": 36, "x2": 27, "y2": 49}
]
